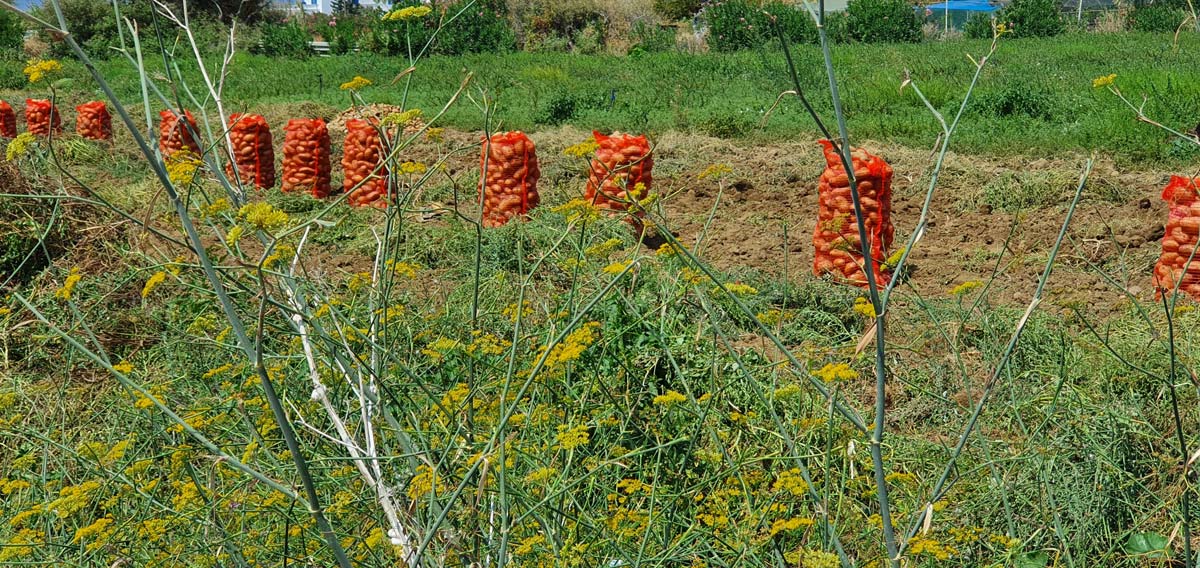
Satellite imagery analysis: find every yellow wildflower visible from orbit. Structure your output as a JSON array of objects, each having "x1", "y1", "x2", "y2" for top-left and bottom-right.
[
  {"x1": 201, "y1": 197, "x2": 231, "y2": 218},
  {"x1": 339, "y1": 76, "x2": 373, "y2": 90},
  {"x1": 994, "y1": 22, "x2": 1012, "y2": 36},
  {"x1": 73, "y1": 516, "x2": 114, "y2": 545},
  {"x1": 5, "y1": 132, "x2": 36, "y2": 161},
  {"x1": 603, "y1": 261, "x2": 631, "y2": 275},
  {"x1": 542, "y1": 321, "x2": 601, "y2": 369},
  {"x1": 697, "y1": 163, "x2": 733, "y2": 180},
  {"x1": 585, "y1": 238, "x2": 624, "y2": 257},
  {"x1": 382, "y1": 108, "x2": 422, "y2": 126},
  {"x1": 716, "y1": 282, "x2": 758, "y2": 296},
  {"x1": 563, "y1": 138, "x2": 599, "y2": 157},
  {"x1": 949, "y1": 280, "x2": 983, "y2": 296},
  {"x1": 237, "y1": 201, "x2": 290, "y2": 232},
  {"x1": 653, "y1": 390, "x2": 687, "y2": 406},
  {"x1": 882, "y1": 246, "x2": 906, "y2": 271},
  {"x1": 425, "y1": 127, "x2": 445, "y2": 142},
  {"x1": 23, "y1": 59, "x2": 62, "y2": 83},
  {"x1": 55, "y1": 266, "x2": 82, "y2": 301},
  {"x1": 514, "y1": 534, "x2": 545, "y2": 556},
  {"x1": 112, "y1": 361, "x2": 133, "y2": 374},
  {"x1": 552, "y1": 198, "x2": 602, "y2": 223},
  {"x1": 165, "y1": 150, "x2": 201, "y2": 186},
  {"x1": 398, "y1": 161, "x2": 428, "y2": 175},
  {"x1": 1092, "y1": 73, "x2": 1116, "y2": 89},
  {"x1": 656, "y1": 242, "x2": 680, "y2": 257},
  {"x1": 773, "y1": 468, "x2": 809, "y2": 496},
  {"x1": 813, "y1": 362, "x2": 857, "y2": 383},
  {"x1": 853, "y1": 296, "x2": 877, "y2": 318},
  {"x1": 383, "y1": 5, "x2": 432, "y2": 21},
  {"x1": 555, "y1": 424, "x2": 591, "y2": 450},
  {"x1": 142, "y1": 271, "x2": 168, "y2": 299},
  {"x1": 768, "y1": 516, "x2": 814, "y2": 538},
  {"x1": 225, "y1": 225, "x2": 244, "y2": 244},
  {"x1": 524, "y1": 467, "x2": 558, "y2": 484}
]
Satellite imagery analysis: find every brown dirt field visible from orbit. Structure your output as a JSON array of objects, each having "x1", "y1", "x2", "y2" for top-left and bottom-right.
[{"x1": 413, "y1": 126, "x2": 1181, "y2": 316}]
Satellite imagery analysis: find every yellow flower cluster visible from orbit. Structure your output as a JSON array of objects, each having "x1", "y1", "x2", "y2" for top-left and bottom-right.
[
  {"x1": 5, "y1": 132, "x2": 36, "y2": 161},
  {"x1": 55, "y1": 266, "x2": 82, "y2": 301},
  {"x1": 813, "y1": 362, "x2": 858, "y2": 383},
  {"x1": 142, "y1": 271, "x2": 168, "y2": 299},
  {"x1": 397, "y1": 161, "x2": 428, "y2": 175},
  {"x1": 166, "y1": 150, "x2": 202, "y2": 186},
  {"x1": 23, "y1": 59, "x2": 62, "y2": 83},
  {"x1": 340, "y1": 76, "x2": 373, "y2": 90},
  {"x1": 552, "y1": 198, "x2": 602, "y2": 223},
  {"x1": 563, "y1": 138, "x2": 599, "y2": 157},
  {"x1": 767, "y1": 516, "x2": 814, "y2": 538},
  {"x1": 585, "y1": 238, "x2": 624, "y2": 257},
  {"x1": 772, "y1": 468, "x2": 809, "y2": 496},
  {"x1": 382, "y1": 108, "x2": 423, "y2": 126},
  {"x1": 715, "y1": 282, "x2": 758, "y2": 296},
  {"x1": 555, "y1": 424, "x2": 591, "y2": 450},
  {"x1": 602, "y1": 261, "x2": 631, "y2": 275},
  {"x1": 541, "y1": 321, "x2": 601, "y2": 370},
  {"x1": 853, "y1": 296, "x2": 877, "y2": 318},
  {"x1": 652, "y1": 390, "x2": 686, "y2": 406},
  {"x1": 1092, "y1": 73, "x2": 1117, "y2": 89},
  {"x1": 949, "y1": 280, "x2": 983, "y2": 296},
  {"x1": 697, "y1": 163, "x2": 733, "y2": 180},
  {"x1": 238, "y1": 201, "x2": 290, "y2": 233},
  {"x1": 907, "y1": 536, "x2": 957, "y2": 560},
  {"x1": 383, "y1": 5, "x2": 432, "y2": 21}
]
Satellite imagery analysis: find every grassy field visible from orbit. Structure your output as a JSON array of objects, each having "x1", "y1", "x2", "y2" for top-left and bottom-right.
[
  {"x1": 2, "y1": 27, "x2": 1200, "y2": 568},
  {"x1": 3, "y1": 32, "x2": 1200, "y2": 165}
]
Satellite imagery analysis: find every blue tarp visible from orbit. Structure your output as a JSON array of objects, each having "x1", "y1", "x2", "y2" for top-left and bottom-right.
[{"x1": 924, "y1": 0, "x2": 999, "y2": 11}]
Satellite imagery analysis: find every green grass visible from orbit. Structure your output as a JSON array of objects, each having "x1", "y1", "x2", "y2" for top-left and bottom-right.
[{"x1": 3, "y1": 32, "x2": 1200, "y2": 166}]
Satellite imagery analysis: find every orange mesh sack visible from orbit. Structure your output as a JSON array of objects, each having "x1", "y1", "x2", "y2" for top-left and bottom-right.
[
  {"x1": 282, "y1": 118, "x2": 332, "y2": 198},
  {"x1": 75, "y1": 101, "x2": 112, "y2": 141},
  {"x1": 584, "y1": 131, "x2": 652, "y2": 215},
  {"x1": 1153, "y1": 176, "x2": 1200, "y2": 300},
  {"x1": 25, "y1": 99, "x2": 62, "y2": 137},
  {"x1": 159, "y1": 109, "x2": 201, "y2": 158},
  {"x1": 342, "y1": 118, "x2": 388, "y2": 207},
  {"x1": 225, "y1": 114, "x2": 276, "y2": 190},
  {"x1": 813, "y1": 140, "x2": 894, "y2": 287},
  {"x1": 481, "y1": 131, "x2": 540, "y2": 228},
  {"x1": 0, "y1": 101, "x2": 16, "y2": 138}
]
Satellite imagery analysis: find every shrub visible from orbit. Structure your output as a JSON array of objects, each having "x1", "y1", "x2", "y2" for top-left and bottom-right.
[
  {"x1": 629, "y1": 19, "x2": 677, "y2": 52},
  {"x1": 32, "y1": 0, "x2": 120, "y2": 57},
  {"x1": 976, "y1": 83, "x2": 1057, "y2": 120},
  {"x1": 702, "y1": 0, "x2": 817, "y2": 51},
  {"x1": 254, "y1": 21, "x2": 312, "y2": 58},
  {"x1": 0, "y1": 9, "x2": 22, "y2": 59},
  {"x1": 655, "y1": 0, "x2": 704, "y2": 20},
  {"x1": 845, "y1": 0, "x2": 923, "y2": 43},
  {"x1": 999, "y1": 0, "x2": 1064, "y2": 37},
  {"x1": 537, "y1": 91, "x2": 578, "y2": 125},
  {"x1": 435, "y1": 1, "x2": 516, "y2": 55},
  {"x1": 1128, "y1": 4, "x2": 1188, "y2": 32},
  {"x1": 963, "y1": 12, "x2": 995, "y2": 38},
  {"x1": 508, "y1": 0, "x2": 606, "y2": 49}
]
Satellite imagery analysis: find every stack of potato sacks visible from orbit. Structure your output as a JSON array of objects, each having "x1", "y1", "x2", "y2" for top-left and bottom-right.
[
  {"x1": 342, "y1": 118, "x2": 388, "y2": 207},
  {"x1": 812, "y1": 139, "x2": 894, "y2": 288},
  {"x1": 1154, "y1": 175, "x2": 1200, "y2": 300},
  {"x1": 480, "y1": 131, "x2": 540, "y2": 227},
  {"x1": 282, "y1": 118, "x2": 332, "y2": 198},
  {"x1": 585, "y1": 131, "x2": 653, "y2": 225},
  {"x1": 75, "y1": 101, "x2": 112, "y2": 141},
  {"x1": 0, "y1": 100, "x2": 16, "y2": 138},
  {"x1": 159, "y1": 110, "x2": 201, "y2": 158},
  {"x1": 26, "y1": 99, "x2": 61, "y2": 136},
  {"x1": 225, "y1": 113, "x2": 275, "y2": 189}
]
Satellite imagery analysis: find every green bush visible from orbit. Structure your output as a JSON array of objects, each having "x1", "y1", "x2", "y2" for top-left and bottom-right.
[
  {"x1": 976, "y1": 83, "x2": 1058, "y2": 120},
  {"x1": 0, "y1": 9, "x2": 22, "y2": 59},
  {"x1": 702, "y1": 0, "x2": 818, "y2": 52},
  {"x1": 963, "y1": 12, "x2": 995, "y2": 38},
  {"x1": 32, "y1": 0, "x2": 120, "y2": 57},
  {"x1": 846, "y1": 0, "x2": 923, "y2": 42},
  {"x1": 1128, "y1": 4, "x2": 1188, "y2": 32},
  {"x1": 655, "y1": 0, "x2": 704, "y2": 20},
  {"x1": 435, "y1": 1, "x2": 516, "y2": 55},
  {"x1": 253, "y1": 21, "x2": 312, "y2": 58},
  {"x1": 629, "y1": 20, "x2": 676, "y2": 53},
  {"x1": 999, "y1": 0, "x2": 1064, "y2": 37}
]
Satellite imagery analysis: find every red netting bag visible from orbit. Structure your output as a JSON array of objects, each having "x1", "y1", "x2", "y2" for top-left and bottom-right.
[
  {"x1": 813, "y1": 140, "x2": 894, "y2": 288},
  {"x1": 282, "y1": 118, "x2": 332, "y2": 198},
  {"x1": 480, "y1": 131, "x2": 540, "y2": 228},
  {"x1": 225, "y1": 113, "x2": 275, "y2": 190},
  {"x1": 342, "y1": 118, "x2": 388, "y2": 207},
  {"x1": 159, "y1": 109, "x2": 201, "y2": 158},
  {"x1": 75, "y1": 101, "x2": 112, "y2": 141},
  {"x1": 585, "y1": 131, "x2": 652, "y2": 216},
  {"x1": 0, "y1": 100, "x2": 16, "y2": 138},
  {"x1": 1154, "y1": 175, "x2": 1200, "y2": 300},
  {"x1": 25, "y1": 99, "x2": 62, "y2": 137}
]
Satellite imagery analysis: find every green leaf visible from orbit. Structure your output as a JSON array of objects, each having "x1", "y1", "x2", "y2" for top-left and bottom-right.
[
  {"x1": 1014, "y1": 551, "x2": 1049, "y2": 568},
  {"x1": 1124, "y1": 532, "x2": 1168, "y2": 557}
]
